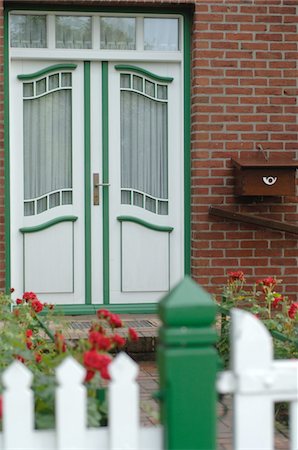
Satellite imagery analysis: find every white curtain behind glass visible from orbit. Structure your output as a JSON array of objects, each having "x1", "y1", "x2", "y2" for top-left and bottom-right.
[
  {"x1": 121, "y1": 91, "x2": 168, "y2": 200},
  {"x1": 23, "y1": 90, "x2": 72, "y2": 200}
]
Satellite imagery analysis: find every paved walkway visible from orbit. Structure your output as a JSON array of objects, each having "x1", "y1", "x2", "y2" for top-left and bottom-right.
[
  {"x1": 61, "y1": 314, "x2": 290, "y2": 449},
  {"x1": 138, "y1": 361, "x2": 290, "y2": 449}
]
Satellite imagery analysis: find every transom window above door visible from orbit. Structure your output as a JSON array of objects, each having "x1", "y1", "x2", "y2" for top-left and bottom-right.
[{"x1": 10, "y1": 14, "x2": 180, "y2": 51}]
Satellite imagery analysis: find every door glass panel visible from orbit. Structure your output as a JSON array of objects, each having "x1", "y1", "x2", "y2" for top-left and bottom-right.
[
  {"x1": 10, "y1": 15, "x2": 47, "y2": 48},
  {"x1": 23, "y1": 72, "x2": 73, "y2": 215},
  {"x1": 144, "y1": 18, "x2": 179, "y2": 51},
  {"x1": 56, "y1": 16, "x2": 92, "y2": 49},
  {"x1": 100, "y1": 17, "x2": 135, "y2": 50},
  {"x1": 120, "y1": 72, "x2": 168, "y2": 215}
]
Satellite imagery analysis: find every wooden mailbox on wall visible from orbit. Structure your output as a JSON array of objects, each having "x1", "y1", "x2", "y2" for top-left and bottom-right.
[{"x1": 231, "y1": 158, "x2": 298, "y2": 196}]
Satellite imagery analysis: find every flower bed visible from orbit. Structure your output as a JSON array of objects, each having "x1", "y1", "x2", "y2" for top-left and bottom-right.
[
  {"x1": 216, "y1": 271, "x2": 298, "y2": 367},
  {"x1": 0, "y1": 290, "x2": 138, "y2": 428}
]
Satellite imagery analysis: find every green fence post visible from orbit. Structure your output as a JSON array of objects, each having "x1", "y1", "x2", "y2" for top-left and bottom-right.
[{"x1": 158, "y1": 276, "x2": 217, "y2": 450}]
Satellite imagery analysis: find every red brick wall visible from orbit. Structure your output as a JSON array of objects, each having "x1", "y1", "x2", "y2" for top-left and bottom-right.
[
  {"x1": 191, "y1": 1, "x2": 298, "y2": 300},
  {"x1": 1, "y1": 0, "x2": 297, "y2": 300}
]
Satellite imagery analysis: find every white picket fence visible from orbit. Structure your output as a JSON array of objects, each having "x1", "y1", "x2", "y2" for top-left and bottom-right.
[
  {"x1": 0, "y1": 353, "x2": 162, "y2": 450},
  {"x1": 217, "y1": 309, "x2": 298, "y2": 450},
  {"x1": 0, "y1": 309, "x2": 297, "y2": 450}
]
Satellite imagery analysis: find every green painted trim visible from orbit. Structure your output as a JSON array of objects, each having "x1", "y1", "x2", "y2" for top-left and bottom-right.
[
  {"x1": 84, "y1": 62, "x2": 92, "y2": 305},
  {"x1": 4, "y1": 9, "x2": 11, "y2": 292},
  {"x1": 102, "y1": 62, "x2": 110, "y2": 305},
  {"x1": 19, "y1": 216, "x2": 78, "y2": 233},
  {"x1": 52, "y1": 303, "x2": 158, "y2": 315},
  {"x1": 17, "y1": 64, "x2": 77, "y2": 80},
  {"x1": 183, "y1": 13, "x2": 192, "y2": 276},
  {"x1": 7, "y1": 4, "x2": 191, "y2": 15},
  {"x1": 115, "y1": 65, "x2": 173, "y2": 83},
  {"x1": 117, "y1": 216, "x2": 174, "y2": 233}
]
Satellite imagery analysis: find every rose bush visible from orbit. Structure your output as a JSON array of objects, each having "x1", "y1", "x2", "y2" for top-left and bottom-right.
[
  {"x1": 0, "y1": 290, "x2": 138, "y2": 428},
  {"x1": 217, "y1": 271, "x2": 298, "y2": 366}
]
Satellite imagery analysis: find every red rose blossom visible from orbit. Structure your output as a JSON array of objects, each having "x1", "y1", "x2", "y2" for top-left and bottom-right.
[
  {"x1": 109, "y1": 313, "x2": 122, "y2": 328},
  {"x1": 88, "y1": 331, "x2": 111, "y2": 351},
  {"x1": 228, "y1": 271, "x2": 245, "y2": 282},
  {"x1": 26, "y1": 329, "x2": 33, "y2": 338},
  {"x1": 96, "y1": 309, "x2": 111, "y2": 319},
  {"x1": 83, "y1": 350, "x2": 112, "y2": 380},
  {"x1": 112, "y1": 334, "x2": 126, "y2": 347},
  {"x1": 35, "y1": 353, "x2": 42, "y2": 363},
  {"x1": 16, "y1": 298, "x2": 23, "y2": 305},
  {"x1": 22, "y1": 291, "x2": 37, "y2": 302},
  {"x1": 10, "y1": 287, "x2": 15, "y2": 293},
  {"x1": 288, "y1": 302, "x2": 298, "y2": 320},
  {"x1": 272, "y1": 296, "x2": 283, "y2": 309},
  {"x1": 259, "y1": 277, "x2": 277, "y2": 288},
  {"x1": 55, "y1": 332, "x2": 67, "y2": 353},
  {"x1": 30, "y1": 299, "x2": 44, "y2": 313},
  {"x1": 128, "y1": 328, "x2": 139, "y2": 341}
]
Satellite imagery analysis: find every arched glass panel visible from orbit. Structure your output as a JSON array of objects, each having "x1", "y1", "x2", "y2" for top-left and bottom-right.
[
  {"x1": 120, "y1": 73, "x2": 168, "y2": 215},
  {"x1": 23, "y1": 72, "x2": 72, "y2": 215}
]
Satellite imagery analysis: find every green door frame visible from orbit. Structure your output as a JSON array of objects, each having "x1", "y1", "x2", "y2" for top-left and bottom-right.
[{"x1": 4, "y1": 5, "x2": 192, "y2": 314}]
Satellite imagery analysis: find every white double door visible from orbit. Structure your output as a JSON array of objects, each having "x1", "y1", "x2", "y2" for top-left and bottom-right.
[{"x1": 10, "y1": 60, "x2": 184, "y2": 305}]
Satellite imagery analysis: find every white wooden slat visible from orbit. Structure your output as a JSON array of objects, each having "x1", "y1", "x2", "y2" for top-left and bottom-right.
[
  {"x1": 290, "y1": 401, "x2": 298, "y2": 450},
  {"x1": 2, "y1": 361, "x2": 34, "y2": 450},
  {"x1": 231, "y1": 309, "x2": 275, "y2": 450},
  {"x1": 56, "y1": 357, "x2": 87, "y2": 450},
  {"x1": 109, "y1": 353, "x2": 140, "y2": 450}
]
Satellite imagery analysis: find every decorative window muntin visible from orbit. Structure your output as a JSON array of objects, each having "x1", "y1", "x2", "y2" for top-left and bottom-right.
[
  {"x1": 22, "y1": 71, "x2": 73, "y2": 216},
  {"x1": 120, "y1": 72, "x2": 169, "y2": 215}
]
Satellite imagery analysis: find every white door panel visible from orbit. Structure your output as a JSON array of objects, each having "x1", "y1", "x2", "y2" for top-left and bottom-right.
[
  {"x1": 108, "y1": 62, "x2": 183, "y2": 304},
  {"x1": 10, "y1": 61, "x2": 86, "y2": 304}
]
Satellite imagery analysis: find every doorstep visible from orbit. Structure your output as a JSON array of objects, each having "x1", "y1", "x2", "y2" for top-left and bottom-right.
[{"x1": 57, "y1": 314, "x2": 160, "y2": 361}]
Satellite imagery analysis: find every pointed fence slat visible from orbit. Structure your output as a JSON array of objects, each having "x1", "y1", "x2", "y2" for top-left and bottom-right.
[
  {"x1": 2, "y1": 361, "x2": 34, "y2": 449},
  {"x1": 109, "y1": 353, "x2": 139, "y2": 450},
  {"x1": 217, "y1": 309, "x2": 298, "y2": 450},
  {"x1": 56, "y1": 357, "x2": 87, "y2": 450}
]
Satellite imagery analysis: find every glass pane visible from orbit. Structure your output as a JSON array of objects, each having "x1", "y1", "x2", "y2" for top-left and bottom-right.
[
  {"x1": 133, "y1": 192, "x2": 143, "y2": 208},
  {"x1": 36, "y1": 78, "x2": 46, "y2": 96},
  {"x1": 37, "y1": 197, "x2": 47, "y2": 214},
  {"x1": 24, "y1": 201, "x2": 35, "y2": 216},
  {"x1": 120, "y1": 74, "x2": 131, "y2": 89},
  {"x1": 23, "y1": 83, "x2": 34, "y2": 97},
  {"x1": 157, "y1": 85, "x2": 167, "y2": 100},
  {"x1": 49, "y1": 74, "x2": 59, "y2": 90},
  {"x1": 158, "y1": 201, "x2": 168, "y2": 215},
  {"x1": 61, "y1": 73, "x2": 72, "y2": 87},
  {"x1": 56, "y1": 16, "x2": 92, "y2": 49},
  {"x1": 10, "y1": 15, "x2": 46, "y2": 48},
  {"x1": 145, "y1": 80, "x2": 155, "y2": 97},
  {"x1": 121, "y1": 190, "x2": 131, "y2": 204},
  {"x1": 100, "y1": 17, "x2": 135, "y2": 50},
  {"x1": 133, "y1": 76, "x2": 143, "y2": 92},
  {"x1": 62, "y1": 191, "x2": 72, "y2": 205},
  {"x1": 144, "y1": 18, "x2": 179, "y2": 51},
  {"x1": 145, "y1": 196, "x2": 156, "y2": 213},
  {"x1": 49, "y1": 192, "x2": 60, "y2": 208}
]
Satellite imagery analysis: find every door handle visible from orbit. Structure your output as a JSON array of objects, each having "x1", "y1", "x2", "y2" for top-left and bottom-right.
[{"x1": 93, "y1": 173, "x2": 110, "y2": 205}]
